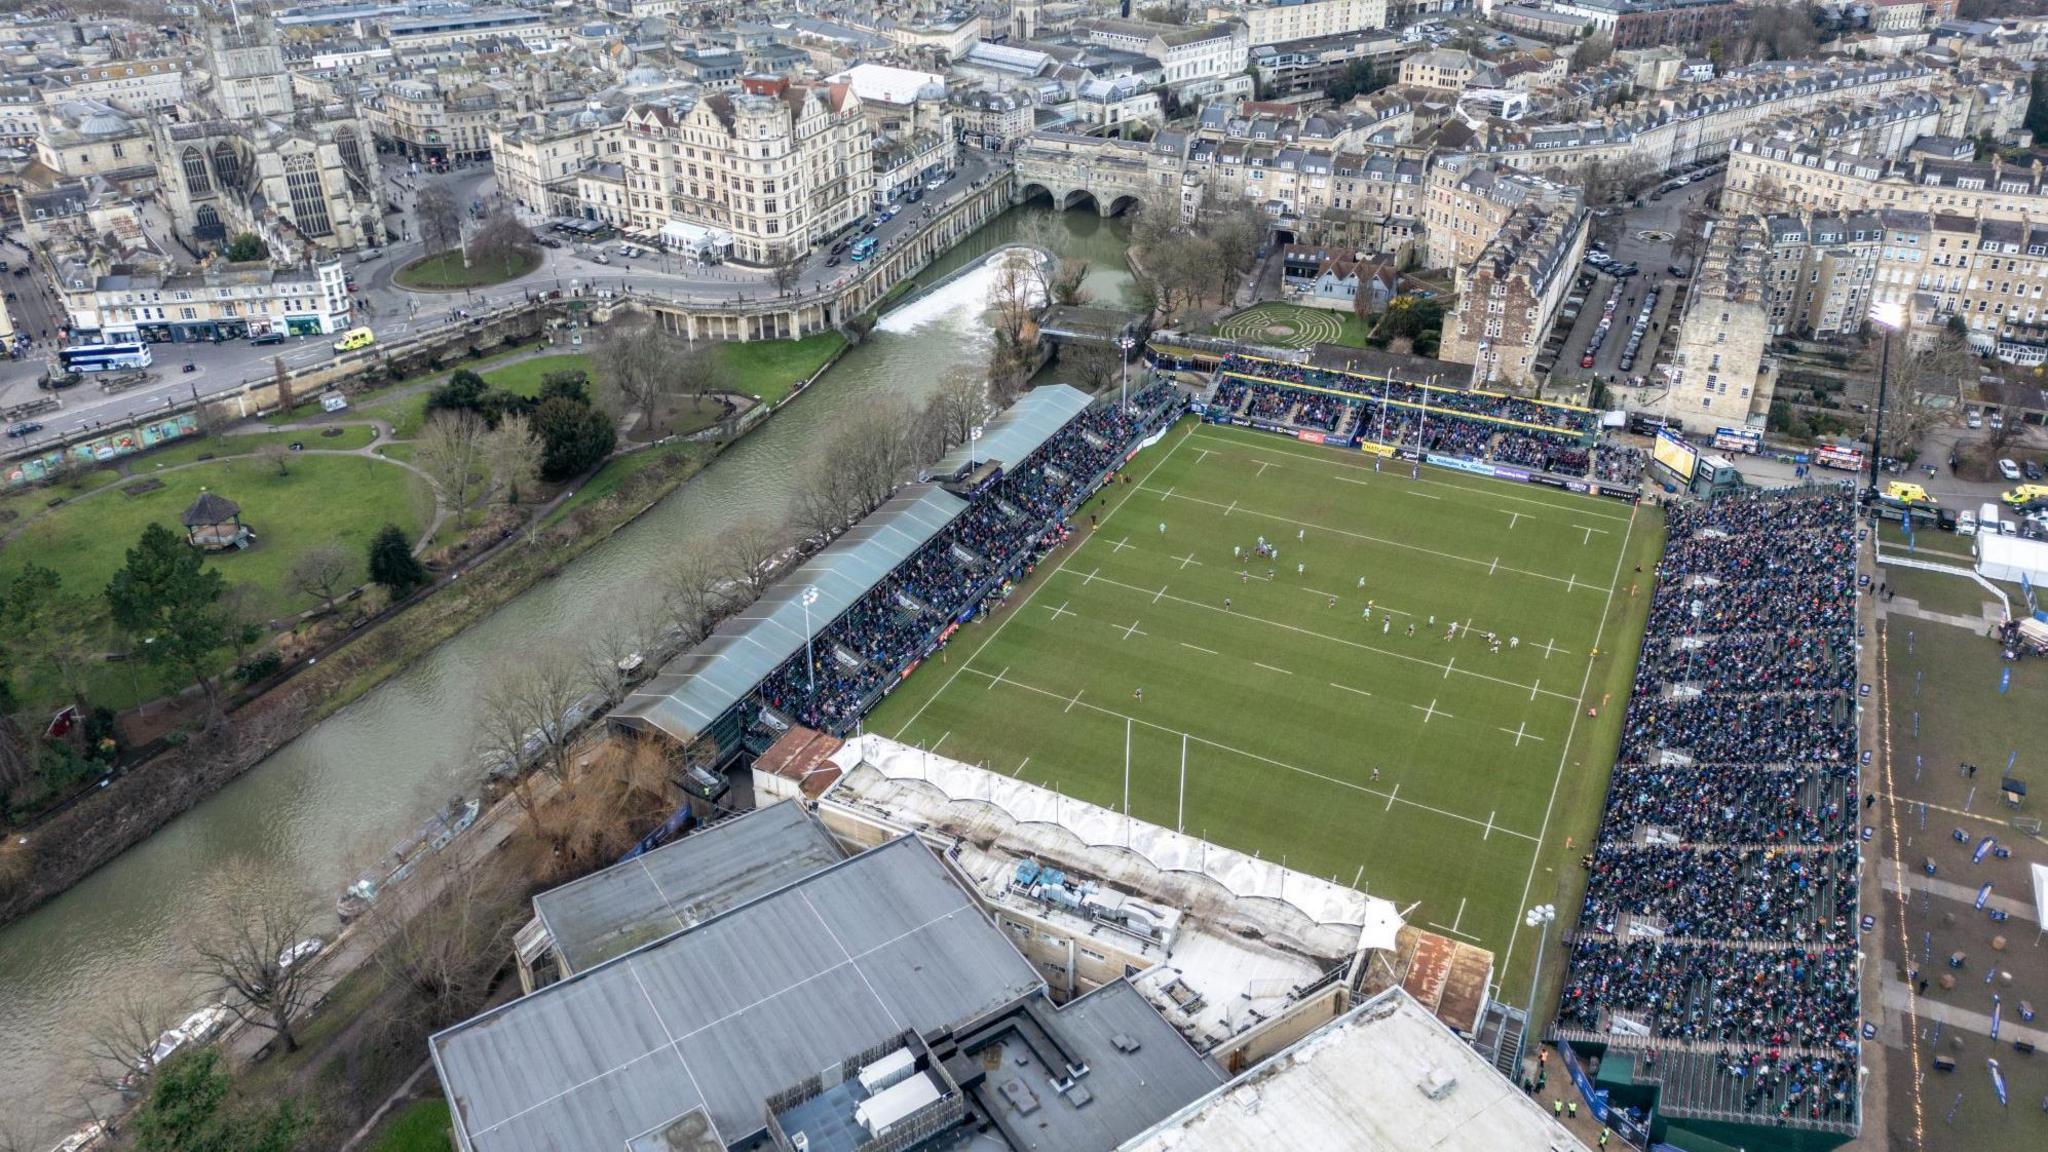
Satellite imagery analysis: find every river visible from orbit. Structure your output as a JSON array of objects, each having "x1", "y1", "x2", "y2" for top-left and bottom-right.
[{"x1": 0, "y1": 207, "x2": 1135, "y2": 1143}]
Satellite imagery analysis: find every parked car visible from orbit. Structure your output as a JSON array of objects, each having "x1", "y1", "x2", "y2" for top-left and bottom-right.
[
  {"x1": 2026, "y1": 460, "x2": 2044, "y2": 482},
  {"x1": 1966, "y1": 409, "x2": 1983, "y2": 428},
  {"x1": 277, "y1": 938, "x2": 325, "y2": 971},
  {"x1": 251, "y1": 331, "x2": 284, "y2": 345},
  {"x1": 1999, "y1": 458, "x2": 2023, "y2": 481}
]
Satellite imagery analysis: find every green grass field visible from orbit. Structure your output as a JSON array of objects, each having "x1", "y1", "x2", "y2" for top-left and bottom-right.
[{"x1": 871, "y1": 420, "x2": 1661, "y2": 986}]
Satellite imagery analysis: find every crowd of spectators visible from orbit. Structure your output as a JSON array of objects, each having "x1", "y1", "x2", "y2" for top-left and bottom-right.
[
  {"x1": 756, "y1": 384, "x2": 1180, "y2": 730},
  {"x1": 1209, "y1": 356, "x2": 1610, "y2": 477},
  {"x1": 1558, "y1": 487, "x2": 1862, "y2": 1128},
  {"x1": 1595, "y1": 443, "x2": 1645, "y2": 485}
]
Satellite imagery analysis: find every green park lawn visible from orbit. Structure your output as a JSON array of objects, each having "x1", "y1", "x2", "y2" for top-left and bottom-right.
[
  {"x1": 1215, "y1": 302, "x2": 1375, "y2": 350},
  {"x1": 393, "y1": 247, "x2": 542, "y2": 290},
  {"x1": 0, "y1": 453, "x2": 432, "y2": 708},
  {"x1": 367, "y1": 1099, "x2": 452, "y2": 1152},
  {"x1": 134, "y1": 424, "x2": 377, "y2": 471},
  {"x1": 361, "y1": 353, "x2": 590, "y2": 438},
  {"x1": 717, "y1": 331, "x2": 844, "y2": 404}
]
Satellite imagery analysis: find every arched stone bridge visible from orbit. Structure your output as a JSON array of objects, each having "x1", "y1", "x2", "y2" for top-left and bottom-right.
[{"x1": 1012, "y1": 133, "x2": 1179, "y2": 217}]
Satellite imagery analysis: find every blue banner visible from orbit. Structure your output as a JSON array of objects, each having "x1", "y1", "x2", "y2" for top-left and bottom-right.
[{"x1": 2000, "y1": 667, "x2": 2011, "y2": 695}]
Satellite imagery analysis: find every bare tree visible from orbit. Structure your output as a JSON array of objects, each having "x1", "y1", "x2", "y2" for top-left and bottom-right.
[
  {"x1": 770, "y1": 245, "x2": 807, "y2": 297},
  {"x1": 1060, "y1": 341, "x2": 1120, "y2": 393},
  {"x1": 414, "y1": 183, "x2": 460, "y2": 254},
  {"x1": 80, "y1": 995, "x2": 180, "y2": 1098},
  {"x1": 288, "y1": 543, "x2": 354, "y2": 614},
  {"x1": 719, "y1": 520, "x2": 793, "y2": 596},
  {"x1": 417, "y1": 409, "x2": 492, "y2": 518},
  {"x1": 475, "y1": 652, "x2": 590, "y2": 786},
  {"x1": 1571, "y1": 31, "x2": 1613, "y2": 73},
  {"x1": 929, "y1": 367, "x2": 991, "y2": 453},
  {"x1": 661, "y1": 550, "x2": 732, "y2": 645},
  {"x1": 470, "y1": 209, "x2": 537, "y2": 270},
  {"x1": 592, "y1": 315, "x2": 687, "y2": 433},
  {"x1": 256, "y1": 440, "x2": 290, "y2": 476},
  {"x1": 1051, "y1": 257, "x2": 1092, "y2": 306},
  {"x1": 364, "y1": 851, "x2": 522, "y2": 1028},
  {"x1": 486, "y1": 413, "x2": 542, "y2": 505},
  {"x1": 187, "y1": 872, "x2": 321, "y2": 1054},
  {"x1": 582, "y1": 607, "x2": 662, "y2": 702}
]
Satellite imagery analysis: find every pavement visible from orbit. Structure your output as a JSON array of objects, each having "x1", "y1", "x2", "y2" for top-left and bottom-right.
[{"x1": 0, "y1": 150, "x2": 1007, "y2": 456}]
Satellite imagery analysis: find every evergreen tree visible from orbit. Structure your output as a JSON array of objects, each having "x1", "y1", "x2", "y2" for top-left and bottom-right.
[{"x1": 367, "y1": 524, "x2": 429, "y2": 597}]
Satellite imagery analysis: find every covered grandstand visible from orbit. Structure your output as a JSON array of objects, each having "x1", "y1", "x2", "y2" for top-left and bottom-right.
[{"x1": 610, "y1": 383, "x2": 1181, "y2": 762}]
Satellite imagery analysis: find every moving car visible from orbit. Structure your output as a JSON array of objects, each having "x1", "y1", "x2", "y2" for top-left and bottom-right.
[
  {"x1": 6, "y1": 420, "x2": 43, "y2": 438},
  {"x1": 2001, "y1": 484, "x2": 2048, "y2": 511},
  {"x1": 1882, "y1": 481, "x2": 1937, "y2": 507},
  {"x1": 251, "y1": 331, "x2": 285, "y2": 345},
  {"x1": 331, "y1": 326, "x2": 375, "y2": 353}
]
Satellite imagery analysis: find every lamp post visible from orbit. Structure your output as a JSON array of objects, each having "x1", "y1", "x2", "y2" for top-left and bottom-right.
[
  {"x1": 1116, "y1": 333, "x2": 1137, "y2": 409},
  {"x1": 1867, "y1": 301, "x2": 1905, "y2": 497},
  {"x1": 1520, "y1": 903, "x2": 1558, "y2": 1074},
  {"x1": 969, "y1": 423, "x2": 983, "y2": 467},
  {"x1": 801, "y1": 585, "x2": 820, "y2": 695}
]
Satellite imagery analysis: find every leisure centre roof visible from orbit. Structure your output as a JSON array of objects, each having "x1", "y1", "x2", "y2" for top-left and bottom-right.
[
  {"x1": 531, "y1": 802, "x2": 844, "y2": 975},
  {"x1": 433, "y1": 836, "x2": 1046, "y2": 1152},
  {"x1": 932, "y1": 383, "x2": 1093, "y2": 477},
  {"x1": 611, "y1": 484, "x2": 967, "y2": 742}
]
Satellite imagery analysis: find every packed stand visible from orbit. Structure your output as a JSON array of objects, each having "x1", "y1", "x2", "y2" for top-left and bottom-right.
[
  {"x1": 756, "y1": 384, "x2": 1180, "y2": 730},
  {"x1": 1595, "y1": 443, "x2": 1645, "y2": 485},
  {"x1": 1211, "y1": 356, "x2": 1598, "y2": 476},
  {"x1": 1556, "y1": 487, "x2": 1862, "y2": 1129}
]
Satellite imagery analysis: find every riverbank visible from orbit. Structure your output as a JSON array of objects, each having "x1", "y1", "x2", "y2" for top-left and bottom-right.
[{"x1": 0, "y1": 328, "x2": 842, "y2": 929}]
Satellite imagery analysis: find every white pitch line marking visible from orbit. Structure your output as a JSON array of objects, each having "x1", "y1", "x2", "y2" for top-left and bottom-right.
[
  {"x1": 930, "y1": 731, "x2": 951, "y2": 753},
  {"x1": 1506, "y1": 511, "x2": 1522, "y2": 531},
  {"x1": 1482, "y1": 810, "x2": 1495, "y2": 840},
  {"x1": 1566, "y1": 573, "x2": 1579, "y2": 593},
  {"x1": 1161, "y1": 485, "x2": 1175, "y2": 502},
  {"x1": 1153, "y1": 584, "x2": 1169, "y2": 604},
  {"x1": 987, "y1": 666, "x2": 1008, "y2": 691},
  {"x1": 1043, "y1": 600, "x2": 1075, "y2": 622},
  {"x1": 1254, "y1": 661, "x2": 1293, "y2": 675},
  {"x1": 959, "y1": 667, "x2": 1530, "y2": 840},
  {"x1": 1530, "y1": 678, "x2": 1541, "y2": 702},
  {"x1": 1403, "y1": 489, "x2": 1442, "y2": 500},
  {"x1": 1537, "y1": 637, "x2": 1565, "y2": 660},
  {"x1": 1489, "y1": 556, "x2": 1499, "y2": 576},
  {"x1": 1193, "y1": 448, "x2": 1213, "y2": 463},
  {"x1": 1444, "y1": 656, "x2": 1456, "y2": 681},
  {"x1": 1254, "y1": 460, "x2": 1276, "y2": 477},
  {"x1": 1109, "y1": 536, "x2": 1134, "y2": 553},
  {"x1": 1578, "y1": 524, "x2": 1610, "y2": 545},
  {"x1": 1412, "y1": 698, "x2": 1449, "y2": 723},
  {"x1": 1118, "y1": 618, "x2": 1146, "y2": 640},
  {"x1": 1184, "y1": 430, "x2": 1632, "y2": 522},
  {"x1": 1329, "y1": 682, "x2": 1373, "y2": 698},
  {"x1": 1334, "y1": 474, "x2": 1372, "y2": 488},
  {"x1": 1013, "y1": 756, "x2": 1030, "y2": 777},
  {"x1": 1048, "y1": 569, "x2": 1575, "y2": 701},
  {"x1": 1082, "y1": 567, "x2": 1101, "y2": 586},
  {"x1": 1500, "y1": 722, "x2": 1544, "y2": 746},
  {"x1": 1064, "y1": 688, "x2": 1085, "y2": 714},
  {"x1": 1175, "y1": 552, "x2": 1201, "y2": 569},
  {"x1": 1140, "y1": 485, "x2": 1601, "y2": 589},
  {"x1": 1180, "y1": 642, "x2": 1218, "y2": 655}
]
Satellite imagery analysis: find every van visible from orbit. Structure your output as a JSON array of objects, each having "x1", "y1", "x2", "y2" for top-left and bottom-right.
[
  {"x1": 1979, "y1": 502, "x2": 2004, "y2": 537},
  {"x1": 2002, "y1": 484, "x2": 2048, "y2": 511},
  {"x1": 1957, "y1": 510, "x2": 1977, "y2": 536},
  {"x1": 320, "y1": 392, "x2": 349, "y2": 413},
  {"x1": 1883, "y1": 481, "x2": 1934, "y2": 506},
  {"x1": 331, "y1": 326, "x2": 374, "y2": 353}
]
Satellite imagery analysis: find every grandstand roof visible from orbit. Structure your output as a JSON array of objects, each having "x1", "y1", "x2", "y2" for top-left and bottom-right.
[
  {"x1": 531, "y1": 802, "x2": 844, "y2": 975},
  {"x1": 432, "y1": 837, "x2": 1046, "y2": 1152},
  {"x1": 933, "y1": 383, "x2": 1093, "y2": 477},
  {"x1": 1118, "y1": 989, "x2": 1591, "y2": 1152},
  {"x1": 612, "y1": 485, "x2": 967, "y2": 743}
]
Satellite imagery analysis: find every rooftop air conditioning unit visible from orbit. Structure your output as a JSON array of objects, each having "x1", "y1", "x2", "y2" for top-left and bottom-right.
[
  {"x1": 1417, "y1": 1068, "x2": 1457, "y2": 1100},
  {"x1": 792, "y1": 1134, "x2": 809, "y2": 1152}
]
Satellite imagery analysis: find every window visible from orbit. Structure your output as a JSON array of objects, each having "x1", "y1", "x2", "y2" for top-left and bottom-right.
[
  {"x1": 182, "y1": 147, "x2": 211, "y2": 193},
  {"x1": 284, "y1": 154, "x2": 333, "y2": 237}
]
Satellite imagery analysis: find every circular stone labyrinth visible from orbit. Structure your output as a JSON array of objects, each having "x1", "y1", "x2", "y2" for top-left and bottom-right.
[
  {"x1": 1635, "y1": 229, "x2": 1673, "y2": 244},
  {"x1": 1216, "y1": 306, "x2": 1342, "y2": 349}
]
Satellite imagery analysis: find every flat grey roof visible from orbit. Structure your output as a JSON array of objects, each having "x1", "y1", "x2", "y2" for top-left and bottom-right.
[
  {"x1": 612, "y1": 484, "x2": 968, "y2": 742},
  {"x1": 975, "y1": 982, "x2": 1224, "y2": 1152},
  {"x1": 532, "y1": 802, "x2": 845, "y2": 975},
  {"x1": 933, "y1": 383, "x2": 1093, "y2": 477},
  {"x1": 433, "y1": 837, "x2": 1045, "y2": 1152}
]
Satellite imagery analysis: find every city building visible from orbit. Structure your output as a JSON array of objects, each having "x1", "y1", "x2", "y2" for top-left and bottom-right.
[
  {"x1": 1208, "y1": 0, "x2": 1390, "y2": 47},
  {"x1": 1399, "y1": 47, "x2": 1497, "y2": 92},
  {"x1": 827, "y1": 64, "x2": 959, "y2": 202},
  {"x1": 1545, "y1": 0, "x2": 1742, "y2": 52},
  {"x1": 1441, "y1": 203, "x2": 1589, "y2": 388},
  {"x1": 1756, "y1": 211, "x2": 1886, "y2": 339},
  {"x1": 1246, "y1": 30, "x2": 1412, "y2": 99},
  {"x1": 58, "y1": 257, "x2": 352, "y2": 343},
  {"x1": 1664, "y1": 214, "x2": 1774, "y2": 430},
  {"x1": 35, "y1": 55, "x2": 196, "y2": 113},
  {"x1": 618, "y1": 76, "x2": 871, "y2": 263},
  {"x1": 33, "y1": 100, "x2": 154, "y2": 182},
  {"x1": 1420, "y1": 156, "x2": 1583, "y2": 274},
  {"x1": 489, "y1": 105, "x2": 627, "y2": 219},
  {"x1": 363, "y1": 78, "x2": 512, "y2": 165},
  {"x1": 1081, "y1": 19, "x2": 1251, "y2": 87},
  {"x1": 953, "y1": 89, "x2": 1033, "y2": 152}
]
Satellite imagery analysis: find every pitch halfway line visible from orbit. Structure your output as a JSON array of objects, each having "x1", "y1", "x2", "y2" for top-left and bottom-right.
[{"x1": 1047, "y1": 567, "x2": 1579, "y2": 703}]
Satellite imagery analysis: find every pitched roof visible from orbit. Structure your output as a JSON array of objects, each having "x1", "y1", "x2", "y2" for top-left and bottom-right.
[{"x1": 180, "y1": 489, "x2": 240, "y2": 526}]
